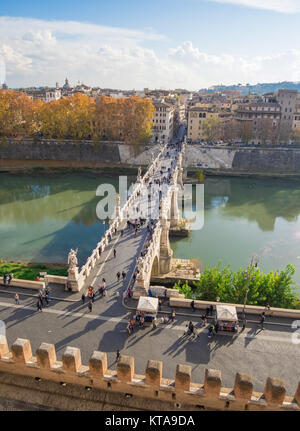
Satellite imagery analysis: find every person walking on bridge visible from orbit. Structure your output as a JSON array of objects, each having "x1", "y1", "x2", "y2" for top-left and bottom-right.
[
  {"x1": 36, "y1": 298, "x2": 42, "y2": 312},
  {"x1": 14, "y1": 293, "x2": 20, "y2": 305},
  {"x1": 117, "y1": 271, "x2": 121, "y2": 282},
  {"x1": 88, "y1": 300, "x2": 93, "y2": 313},
  {"x1": 113, "y1": 248, "x2": 116, "y2": 258}
]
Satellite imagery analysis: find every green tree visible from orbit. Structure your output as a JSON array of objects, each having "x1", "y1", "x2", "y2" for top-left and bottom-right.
[{"x1": 174, "y1": 263, "x2": 298, "y2": 309}]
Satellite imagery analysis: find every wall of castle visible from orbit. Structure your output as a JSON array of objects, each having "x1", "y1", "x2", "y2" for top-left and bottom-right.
[{"x1": 0, "y1": 335, "x2": 299, "y2": 411}]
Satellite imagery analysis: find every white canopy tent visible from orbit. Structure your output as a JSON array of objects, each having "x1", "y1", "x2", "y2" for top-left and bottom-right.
[
  {"x1": 216, "y1": 305, "x2": 238, "y2": 322},
  {"x1": 137, "y1": 296, "x2": 158, "y2": 314}
]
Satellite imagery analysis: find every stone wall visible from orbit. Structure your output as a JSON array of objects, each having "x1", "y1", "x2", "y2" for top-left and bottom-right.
[
  {"x1": 0, "y1": 139, "x2": 127, "y2": 164},
  {"x1": 184, "y1": 144, "x2": 300, "y2": 174},
  {"x1": 2, "y1": 139, "x2": 300, "y2": 174},
  {"x1": 0, "y1": 335, "x2": 299, "y2": 411}
]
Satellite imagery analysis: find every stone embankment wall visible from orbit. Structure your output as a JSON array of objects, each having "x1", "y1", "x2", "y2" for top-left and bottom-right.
[
  {"x1": 184, "y1": 145, "x2": 300, "y2": 174},
  {"x1": 0, "y1": 335, "x2": 299, "y2": 411},
  {"x1": 0, "y1": 139, "x2": 159, "y2": 166},
  {"x1": 2, "y1": 139, "x2": 300, "y2": 174}
]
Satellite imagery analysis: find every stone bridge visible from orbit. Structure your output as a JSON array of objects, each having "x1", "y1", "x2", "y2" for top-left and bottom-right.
[{"x1": 66, "y1": 130, "x2": 188, "y2": 296}]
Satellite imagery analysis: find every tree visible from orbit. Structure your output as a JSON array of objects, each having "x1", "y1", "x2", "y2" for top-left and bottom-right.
[
  {"x1": 237, "y1": 120, "x2": 253, "y2": 143},
  {"x1": 175, "y1": 263, "x2": 298, "y2": 309},
  {"x1": 0, "y1": 90, "x2": 35, "y2": 138},
  {"x1": 202, "y1": 116, "x2": 221, "y2": 142}
]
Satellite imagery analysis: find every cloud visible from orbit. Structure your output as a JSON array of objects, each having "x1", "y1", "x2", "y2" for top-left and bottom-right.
[
  {"x1": 208, "y1": 0, "x2": 300, "y2": 14},
  {"x1": 0, "y1": 17, "x2": 300, "y2": 90}
]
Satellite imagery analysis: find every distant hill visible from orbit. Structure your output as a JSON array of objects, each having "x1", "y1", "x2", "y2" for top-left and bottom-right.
[{"x1": 201, "y1": 81, "x2": 300, "y2": 95}]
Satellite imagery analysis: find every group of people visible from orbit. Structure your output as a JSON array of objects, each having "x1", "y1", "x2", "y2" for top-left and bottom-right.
[
  {"x1": 2, "y1": 273, "x2": 13, "y2": 285},
  {"x1": 36, "y1": 287, "x2": 50, "y2": 312},
  {"x1": 81, "y1": 280, "x2": 108, "y2": 312}
]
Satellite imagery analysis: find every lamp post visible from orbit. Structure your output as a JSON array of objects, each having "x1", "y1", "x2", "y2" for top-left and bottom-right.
[{"x1": 243, "y1": 254, "x2": 259, "y2": 318}]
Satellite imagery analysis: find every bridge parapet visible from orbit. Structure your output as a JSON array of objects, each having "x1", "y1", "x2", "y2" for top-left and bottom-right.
[{"x1": 0, "y1": 335, "x2": 299, "y2": 411}]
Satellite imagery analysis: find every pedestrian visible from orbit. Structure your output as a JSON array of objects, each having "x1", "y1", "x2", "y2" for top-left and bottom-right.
[
  {"x1": 116, "y1": 349, "x2": 121, "y2": 362},
  {"x1": 123, "y1": 290, "x2": 128, "y2": 304},
  {"x1": 44, "y1": 293, "x2": 49, "y2": 306},
  {"x1": 242, "y1": 317, "x2": 247, "y2": 331},
  {"x1": 92, "y1": 292, "x2": 95, "y2": 303},
  {"x1": 127, "y1": 288, "x2": 132, "y2": 299},
  {"x1": 14, "y1": 293, "x2": 19, "y2": 305},
  {"x1": 113, "y1": 249, "x2": 116, "y2": 258},
  {"x1": 117, "y1": 271, "x2": 121, "y2": 281},
  {"x1": 121, "y1": 229, "x2": 124, "y2": 237},
  {"x1": 152, "y1": 317, "x2": 157, "y2": 329},
  {"x1": 201, "y1": 314, "x2": 207, "y2": 327},
  {"x1": 88, "y1": 300, "x2": 93, "y2": 312},
  {"x1": 37, "y1": 299, "x2": 42, "y2": 312},
  {"x1": 191, "y1": 300, "x2": 196, "y2": 312},
  {"x1": 208, "y1": 324, "x2": 214, "y2": 338},
  {"x1": 8, "y1": 273, "x2": 13, "y2": 285},
  {"x1": 3, "y1": 274, "x2": 7, "y2": 285},
  {"x1": 122, "y1": 271, "x2": 126, "y2": 280},
  {"x1": 133, "y1": 271, "x2": 137, "y2": 282},
  {"x1": 39, "y1": 292, "x2": 44, "y2": 306},
  {"x1": 209, "y1": 305, "x2": 214, "y2": 316},
  {"x1": 171, "y1": 309, "x2": 176, "y2": 322},
  {"x1": 259, "y1": 312, "x2": 265, "y2": 330},
  {"x1": 206, "y1": 306, "x2": 210, "y2": 316},
  {"x1": 188, "y1": 321, "x2": 194, "y2": 336},
  {"x1": 81, "y1": 293, "x2": 85, "y2": 304}
]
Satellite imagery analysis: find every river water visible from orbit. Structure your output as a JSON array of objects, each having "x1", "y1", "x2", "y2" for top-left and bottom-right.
[{"x1": 0, "y1": 173, "x2": 300, "y2": 291}]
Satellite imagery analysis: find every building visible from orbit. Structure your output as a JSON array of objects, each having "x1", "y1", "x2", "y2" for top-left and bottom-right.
[
  {"x1": 152, "y1": 99, "x2": 176, "y2": 143},
  {"x1": 277, "y1": 89, "x2": 298, "y2": 128},
  {"x1": 187, "y1": 105, "x2": 220, "y2": 142},
  {"x1": 24, "y1": 88, "x2": 61, "y2": 102},
  {"x1": 293, "y1": 105, "x2": 300, "y2": 132},
  {"x1": 1, "y1": 83, "x2": 8, "y2": 90}
]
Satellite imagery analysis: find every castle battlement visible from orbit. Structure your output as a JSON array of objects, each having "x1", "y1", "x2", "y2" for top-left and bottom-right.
[{"x1": 0, "y1": 335, "x2": 299, "y2": 411}]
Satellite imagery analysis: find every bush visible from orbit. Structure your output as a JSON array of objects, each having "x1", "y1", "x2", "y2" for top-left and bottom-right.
[{"x1": 173, "y1": 262, "x2": 298, "y2": 309}]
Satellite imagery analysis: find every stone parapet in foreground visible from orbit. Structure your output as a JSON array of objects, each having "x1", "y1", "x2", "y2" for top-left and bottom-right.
[{"x1": 0, "y1": 335, "x2": 299, "y2": 411}]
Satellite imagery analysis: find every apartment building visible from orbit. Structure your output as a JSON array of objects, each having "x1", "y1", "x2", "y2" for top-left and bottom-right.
[
  {"x1": 151, "y1": 100, "x2": 176, "y2": 143},
  {"x1": 277, "y1": 89, "x2": 298, "y2": 130},
  {"x1": 187, "y1": 105, "x2": 219, "y2": 142},
  {"x1": 293, "y1": 105, "x2": 300, "y2": 132}
]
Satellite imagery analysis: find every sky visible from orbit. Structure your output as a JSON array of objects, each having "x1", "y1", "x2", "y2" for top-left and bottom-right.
[{"x1": 0, "y1": 0, "x2": 300, "y2": 90}]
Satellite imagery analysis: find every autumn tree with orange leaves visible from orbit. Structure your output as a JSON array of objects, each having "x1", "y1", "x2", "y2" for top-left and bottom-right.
[{"x1": 0, "y1": 90, "x2": 154, "y2": 145}]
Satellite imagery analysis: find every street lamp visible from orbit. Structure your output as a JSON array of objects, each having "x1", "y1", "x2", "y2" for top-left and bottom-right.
[{"x1": 243, "y1": 254, "x2": 259, "y2": 318}]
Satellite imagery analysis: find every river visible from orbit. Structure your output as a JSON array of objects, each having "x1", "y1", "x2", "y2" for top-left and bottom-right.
[{"x1": 0, "y1": 173, "x2": 300, "y2": 291}]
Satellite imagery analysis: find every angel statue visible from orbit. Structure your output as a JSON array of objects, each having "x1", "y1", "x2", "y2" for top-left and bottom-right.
[{"x1": 68, "y1": 248, "x2": 78, "y2": 269}]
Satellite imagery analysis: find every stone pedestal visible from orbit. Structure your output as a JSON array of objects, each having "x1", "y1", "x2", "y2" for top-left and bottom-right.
[{"x1": 67, "y1": 266, "x2": 80, "y2": 292}]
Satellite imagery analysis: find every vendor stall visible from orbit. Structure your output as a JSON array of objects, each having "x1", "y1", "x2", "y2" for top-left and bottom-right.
[
  {"x1": 136, "y1": 296, "x2": 158, "y2": 322},
  {"x1": 216, "y1": 305, "x2": 239, "y2": 333}
]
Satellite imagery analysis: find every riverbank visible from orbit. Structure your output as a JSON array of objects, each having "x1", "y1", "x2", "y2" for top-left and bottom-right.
[
  {"x1": 0, "y1": 260, "x2": 68, "y2": 281},
  {"x1": 0, "y1": 159, "x2": 139, "y2": 176}
]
